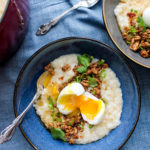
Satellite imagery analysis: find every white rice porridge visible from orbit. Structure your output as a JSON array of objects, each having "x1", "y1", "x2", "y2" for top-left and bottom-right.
[{"x1": 34, "y1": 54, "x2": 123, "y2": 144}]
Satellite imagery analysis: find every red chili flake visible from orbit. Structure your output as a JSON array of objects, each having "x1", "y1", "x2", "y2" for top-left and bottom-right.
[
  {"x1": 59, "y1": 76, "x2": 64, "y2": 80},
  {"x1": 127, "y1": 12, "x2": 136, "y2": 18}
]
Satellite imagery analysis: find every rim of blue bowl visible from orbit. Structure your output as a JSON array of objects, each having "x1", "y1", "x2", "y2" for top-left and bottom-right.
[{"x1": 13, "y1": 37, "x2": 141, "y2": 150}]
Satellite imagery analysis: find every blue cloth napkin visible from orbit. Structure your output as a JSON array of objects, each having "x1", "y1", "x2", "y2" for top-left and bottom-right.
[{"x1": 0, "y1": 0, "x2": 150, "y2": 149}]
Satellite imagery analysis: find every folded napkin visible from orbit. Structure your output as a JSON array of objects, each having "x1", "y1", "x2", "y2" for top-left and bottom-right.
[{"x1": 0, "y1": 0, "x2": 150, "y2": 150}]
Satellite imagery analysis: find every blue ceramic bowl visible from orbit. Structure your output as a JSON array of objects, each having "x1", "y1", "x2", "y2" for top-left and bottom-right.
[{"x1": 14, "y1": 37, "x2": 140, "y2": 150}]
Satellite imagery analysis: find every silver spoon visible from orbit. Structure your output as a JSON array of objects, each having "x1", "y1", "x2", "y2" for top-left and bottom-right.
[
  {"x1": 36, "y1": 0, "x2": 99, "y2": 36},
  {"x1": 0, "y1": 71, "x2": 50, "y2": 144}
]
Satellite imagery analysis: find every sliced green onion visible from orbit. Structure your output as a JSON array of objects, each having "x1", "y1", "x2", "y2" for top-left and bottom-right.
[
  {"x1": 100, "y1": 69, "x2": 106, "y2": 79},
  {"x1": 101, "y1": 98, "x2": 108, "y2": 104},
  {"x1": 48, "y1": 103, "x2": 54, "y2": 110},
  {"x1": 90, "y1": 56, "x2": 94, "y2": 61},
  {"x1": 52, "y1": 112, "x2": 55, "y2": 122},
  {"x1": 56, "y1": 112, "x2": 62, "y2": 117},
  {"x1": 92, "y1": 90, "x2": 96, "y2": 95},
  {"x1": 68, "y1": 119, "x2": 74, "y2": 126},
  {"x1": 48, "y1": 96, "x2": 52, "y2": 101},
  {"x1": 56, "y1": 118, "x2": 62, "y2": 122},
  {"x1": 88, "y1": 76, "x2": 98, "y2": 88},
  {"x1": 139, "y1": 46, "x2": 144, "y2": 50},
  {"x1": 50, "y1": 127, "x2": 66, "y2": 141},
  {"x1": 89, "y1": 124, "x2": 94, "y2": 129},
  {"x1": 98, "y1": 59, "x2": 105, "y2": 65},
  {"x1": 78, "y1": 124, "x2": 84, "y2": 129},
  {"x1": 126, "y1": 41, "x2": 131, "y2": 45},
  {"x1": 75, "y1": 76, "x2": 82, "y2": 83},
  {"x1": 48, "y1": 96, "x2": 54, "y2": 110}
]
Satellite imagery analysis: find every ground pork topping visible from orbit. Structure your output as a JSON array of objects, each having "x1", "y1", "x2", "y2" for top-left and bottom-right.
[
  {"x1": 45, "y1": 64, "x2": 55, "y2": 75},
  {"x1": 44, "y1": 54, "x2": 109, "y2": 144},
  {"x1": 49, "y1": 106, "x2": 85, "y2": 144},
  {"x1": 122, "y1": 9, "x2": 150, "y2": 58},
  {"x1": 62, "y1": 64, "x2": 71, "y2": 72}
]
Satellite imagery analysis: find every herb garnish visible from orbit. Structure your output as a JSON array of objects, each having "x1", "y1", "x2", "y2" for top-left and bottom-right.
[
  {"x1": 137, "y1": 16, "x2": 147, "y2": 32},
  {"x1": 98, "y1": 59, "x2": 105, "y2": 66},
  {"x1": 78, "y1": 124, "x2": 84, "y2": 129},
  {"x1": 131, "y1": 9, "x2": 138, "y2": 14},
  {"x1": 100, "y1": 69, "x2": 106, "y2": 79},
  {"x1": 56, "y1": 118, "x2": 62, "y2": 122},
  {"x1": 92, "y1": 90, "x2": 96, "y2": 95},
  {"x1": 50, "y1": 127, "x2": 66, "y2": 141},
  {"x1": 77, "y1": 66, "x2": 87, "y2": 73},
  {"x1": 139, "y1": 46, "x2": 144, "y2": 50},
  {"x1": 89, "y1": 124, "x2": 94, "y2": 129},
  {"x1": 76, "y1": 54, "x2": 91, "y2": 73},
  {"x1": 48, "y1": 97, "x2": 54, "y2": 110},
  {"x1": 88, "y1": 76, "x2": 98, "y2": 88},
  {"x1": 75, "y1": 76, "x2": 82, "y2": 83},
  {"x1": 126, "y1": 41, "x2": 131, "y2": 45},
  {"x1": 52, "y1": 111, "x2": 56, "y2": 122},
  {"x1": 56, "y1": 112, "x2": 62, "y2": 117},
  {"x1": 127, "y1": 26, "x2": 137, "y2": 36},
  {"x1": 68, "y1": 119, "x2": 74, "y2": 126}
]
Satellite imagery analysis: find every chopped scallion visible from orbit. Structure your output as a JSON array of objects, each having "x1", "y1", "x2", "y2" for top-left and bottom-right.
[
  {"x1": 78, "y1": 124, "x2": 84, "y2": 129},
  {"x1": 98, "y1": 59, "x2": 105, "y2": 66},
  {"x1": 89, "y1": 124, "x2": 94, "y2": 129},
  {"x1": 100, "y1": 69, "x2": 106, "y2": 79},
  {"x1": 56, "y1": 118, "x2": 62, "y2": 122},
  {"x1": 68, "y1": 119, "x2": 74, "y2": 126}
]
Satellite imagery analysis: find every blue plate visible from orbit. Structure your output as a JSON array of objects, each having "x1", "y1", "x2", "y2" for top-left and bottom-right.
[{"x1": 14, "y1": 37, "x2": 140, "y2": 150}]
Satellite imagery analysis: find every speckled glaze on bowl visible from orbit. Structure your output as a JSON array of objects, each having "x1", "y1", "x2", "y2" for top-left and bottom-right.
[
  {"x1": 103, "y1": 0, "x2": 150, "y2": 68},
  {"x1": 13, "y1": 37, "x2": 140, "y2": 150}
]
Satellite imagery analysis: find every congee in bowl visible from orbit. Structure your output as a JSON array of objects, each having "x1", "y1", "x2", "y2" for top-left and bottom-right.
[
  {"x1": 14, "y1": 38, "x2": 140, "y2": 150},
  {"x1": 34, "y1": 53, "x2": 123, "y2": 144}
]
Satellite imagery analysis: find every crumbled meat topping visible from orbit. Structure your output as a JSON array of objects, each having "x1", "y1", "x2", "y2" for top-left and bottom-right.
[
  {"x1": 49, "y1": 112, "x2": 85, "y2": 144},
  {"x1": 44, "y1": 55, "x2": 108, "y2": 144},
  {"x1": 58, "y1": 82, "x2": 67, "y2": 92},
  {"x1": 123, "y1": 27, "x2": 150, "y2": 57},
  {"x1": 72, "y1": 60, "x2": 108, "y2": 98},
  {"x1": 45, "y1": 64, "x2": 55, "y2": 75},
  {"x1": 122, "y1": 10, "x2": 150, "y2": 58},
  {"x1": 62, "y1": 64, "x2": 71, "y2": 72},
  {"x1": 58, "y1": 59, "x2": 108, "y2": 98},
  {"x1": 59, "y1": 76, "x2": 64, "y2": 80}
]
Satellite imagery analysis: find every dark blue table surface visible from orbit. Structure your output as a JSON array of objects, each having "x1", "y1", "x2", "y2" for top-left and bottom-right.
[{"x1": 0, "y1": 0, "x2": 150, "y2": 149}]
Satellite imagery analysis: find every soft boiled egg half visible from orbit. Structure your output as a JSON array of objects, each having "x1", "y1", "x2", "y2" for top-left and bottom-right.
[
  {"x1": 57, "y1": 83, "x2": 105, "y2": 125},
  {"x1": 143, "y1": 7, "x2": 150, "y2": 26}
]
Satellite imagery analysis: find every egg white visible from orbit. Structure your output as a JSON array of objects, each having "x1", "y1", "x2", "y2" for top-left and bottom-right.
[
  {"x1": 81, "y1": 92, "x2": 105, "y2": 125},
  {"x1": 143, "y1": 7, "x2": 150, "y2": 26},
  {"x1": 57, "y1": 83, "x2": 105, "y2": 125},
  {"x1": 57, "y1": 83, "x2": 85, "y2": 115}
]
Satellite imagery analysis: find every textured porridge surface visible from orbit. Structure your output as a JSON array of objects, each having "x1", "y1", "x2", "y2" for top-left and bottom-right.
[
  {"x1": 34, "y1": 54, "x2": 123, "y2": 144},
  {"x1": 114, "y1": 0, "x2": 150, "y2": 32}
]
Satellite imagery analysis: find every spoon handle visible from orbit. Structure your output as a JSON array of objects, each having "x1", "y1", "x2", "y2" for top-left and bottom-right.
[
  {"x1": 36, "y1": 3, "x2": 81, "y2": 36},
  {"x1": 0, "y1": 91, "x2": 41, "y2": 144}
]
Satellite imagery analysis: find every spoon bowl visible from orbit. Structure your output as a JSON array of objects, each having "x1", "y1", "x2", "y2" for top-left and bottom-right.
[{"x1": 36, "y1": 0, "x2": 100, "y2": 36}]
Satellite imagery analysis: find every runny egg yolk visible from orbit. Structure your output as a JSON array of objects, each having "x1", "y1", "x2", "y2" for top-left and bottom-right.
[
  {"x1": 58, "y1": 95, "x2": 103, "y2": 120},
  {"x1": 46, "y1": 84, "x2": 59, "y2": 99},
  {"x1": 43, "y1": 73, "x2": 51, "y2": 88}
]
